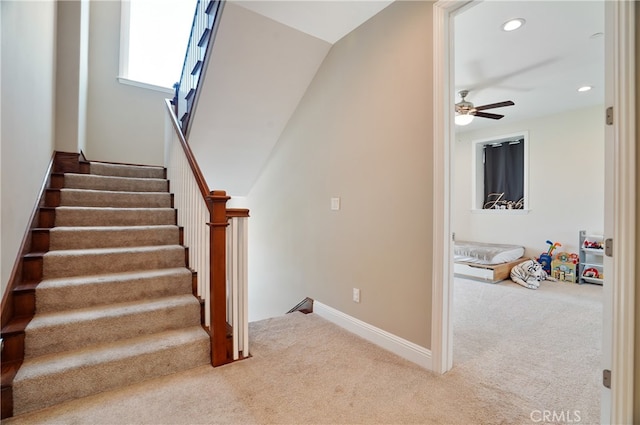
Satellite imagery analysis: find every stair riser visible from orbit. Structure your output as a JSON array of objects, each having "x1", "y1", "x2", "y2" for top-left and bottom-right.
[
  {"x1": 36, "y1": 270, "x2": 193, "y2": 313},
  {"x1": 49, "y1": 226, "x2": 179, "y2": 250},
  {"x1": 43, "y1": 247, "x2": 185, "y2": 279},
  {"x1": 90, "y1": 162, "x2": 165, "y2": 179},
  {"x1": 13, "y1": 332, "x2": 209, "y2": 416},
  {"x1": 55, "y1": 208, "x2": 176, "y2": 227},
  {"x1": 60, "y1": 190, "x2": 172, "y2": 208},
  {"x1": 64, "y1": 174, "x2": 168, "y2": 193},
  {"x1": 25, "y1": 298, "x2": 201, "y2": 358}
]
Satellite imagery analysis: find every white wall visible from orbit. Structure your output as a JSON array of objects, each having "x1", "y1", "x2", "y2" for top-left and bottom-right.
[
  {"x1": 245, "y1": 1, "x2": 434, "y2": 348},
  {"x1": 1, "y1": 0, "x2": 57, "y2": 294},
  {"x1": 85, "y1": 0, "x2": 168, "y2": 166},
  {"x1": 188, "y1": 2, "x2": 332, "y2": 196},
  {"x1": 453, "y1": 105, "x2": 605, "y2": 257},
  {"x1": 55, "y1": 0, "x2": 89, "y2": 154}
]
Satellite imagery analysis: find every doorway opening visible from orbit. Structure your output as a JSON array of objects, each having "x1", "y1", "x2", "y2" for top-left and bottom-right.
[
  {"x1": 451, "y1": 2, "x2": 604, "y2": 422},
  {"x1": 431, "y1": 1, "x2": 636, "y2": 423}
]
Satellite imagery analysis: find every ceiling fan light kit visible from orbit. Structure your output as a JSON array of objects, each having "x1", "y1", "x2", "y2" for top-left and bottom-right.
[
  {"x1": 455, "y1": 113, "x2": 474, "y2": 126},
  {"x1": 454, "y1": 90, "x2": 515, "y2": 126}
]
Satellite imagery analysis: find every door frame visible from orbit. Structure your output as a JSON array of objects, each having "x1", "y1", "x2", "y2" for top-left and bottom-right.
[{"x1": 430, "y1": 1, "x2": 636, "y2": 423}]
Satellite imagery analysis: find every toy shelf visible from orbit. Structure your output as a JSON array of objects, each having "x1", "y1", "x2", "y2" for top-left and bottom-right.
[
  {"x1": 582, "y1": 248, "x2": 604, "y2": 256},
  {"x1": 579, "y1": 230, "x2": 604, "y2": 285},
  {"x1": 582, "y1": 276, "x2": 604, "y2": 285}
]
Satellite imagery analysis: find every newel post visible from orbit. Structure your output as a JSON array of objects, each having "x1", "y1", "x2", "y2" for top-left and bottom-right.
[{"x1": 207, "y1": 190, "x2": 231, "y2": 366}]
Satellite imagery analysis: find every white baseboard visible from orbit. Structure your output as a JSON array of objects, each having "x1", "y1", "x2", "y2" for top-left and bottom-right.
[{"x1": 313, "y1": 301, "x2": 432, "y2": 370}]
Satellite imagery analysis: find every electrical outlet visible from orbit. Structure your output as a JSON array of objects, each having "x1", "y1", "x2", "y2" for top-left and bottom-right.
[
  {"x1": 352, "y1": 288, "x2": 360, "y2": 303},
  {"x1": 331, "y1": 197, "x2": 340, "y2": 211}
]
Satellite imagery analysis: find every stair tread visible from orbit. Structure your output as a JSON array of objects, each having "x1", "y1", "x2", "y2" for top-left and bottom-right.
[
  {"x1": 62, "y1": 173, "x2": 169, "y2": 193},
  {"x1": 65, "y1": 173, "x2": 167, "y2": 183},
  {"x1": 49, "y1": 225, "x2": 180, "y2": 250},
  {"x1": 35, "y1": 268, "x2": 193, "y2": 314},
  {"x1": 44, "y1": 244, "x2": 184, "y2": 257},
  {"x1": 89, "y1": 162, "x2": 164, "y2": 170},
  {"x1": 26, "y1": 294, "x2": 199, "y2": 330},
  {"x1": 42, "y1": 245, "x2": 185, "y2": 280},
  {"x1": 55, "y1": 206, "x2": 175, "y2": 211},
  {"x1": 89, "y1": 162, "x2": 165, "y2": 177},
  {"x1": 59, "y1": 189, "x2": 172, "y2": 206},
  {"x1": 60, "y1": 188, "x2": 170, "y2": 195},
  {"x1": 15, "y1": 326, "x2": 208, "y2": 380},
  {"x1": 37, "y1": 267, "x2": 190, "y2": 288},
  {"x1": 51, "y1": 224, "x2": 178, "y2": 231},
  {"x1": 54, "y1": 207, "x2": 177, "y2": 228}
]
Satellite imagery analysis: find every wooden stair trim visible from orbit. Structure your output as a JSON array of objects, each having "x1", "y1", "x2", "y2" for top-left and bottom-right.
[
  {"x1": 30, "y1": 228, "x2": 50, "y2": 252},
  {"x1": 50, "y1": 173, "x2": 65, "y2": 189},
  {"x1": 1, "y1": 151, "x2": 56, "y2": 328},
  {"x1": 45, "y1": 188, "x2": 61, "y2": 207},
  {"x1": 226, "y1": 208, "x2": 250, "y2": 219},
  {"x1": 38, "y1": 207, "x2": 56, "y2": 229},
  {"x1": 1, "y1": 364, "x2": 19, "y2": 418},
  {"x1": 0, "y1": 151, "x2": 85, "y2": 419}
]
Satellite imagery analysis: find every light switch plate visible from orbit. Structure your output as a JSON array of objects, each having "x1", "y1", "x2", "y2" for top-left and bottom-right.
[{"x1": 331, "y1": 197, "x2": 340, "y2": 211}]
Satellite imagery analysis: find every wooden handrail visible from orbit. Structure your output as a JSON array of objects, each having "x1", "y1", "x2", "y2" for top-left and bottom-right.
[
  {"x1": 226, "y1": 208, "x2": 250, "y2": 219},
  {"x1": 164, "y1": 99, "x2": 210, "y2": 199}
]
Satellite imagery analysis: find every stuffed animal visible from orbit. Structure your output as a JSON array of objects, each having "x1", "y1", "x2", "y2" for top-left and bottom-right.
[{"x1": 510, "y1": 259, "x2": 556, "y2": 289}]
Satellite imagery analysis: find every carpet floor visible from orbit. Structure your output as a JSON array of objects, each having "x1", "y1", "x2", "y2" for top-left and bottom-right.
[
  {"x1": 9, "y1": 162, "x2": 209, "y2": 416},
  {"x1": 4, "y1": 278, "x2": 602, "y2": 424}
]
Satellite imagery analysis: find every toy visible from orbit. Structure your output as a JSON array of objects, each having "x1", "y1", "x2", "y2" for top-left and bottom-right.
[
  {"x1": 537, "y1": 241, "x2": 561, "y2": 274},
  {"x1": 551, "y1": 252, "x2": 579, "y2": 283},
  {"x1": 546, "y1": 240, "x2": 562, "y2": 256},
  {"x1": 583, "y1": 240, "x2": 604, "y2": 250},
  {"x1": 583, "y1": 267, "x2": 599, "y2": 278},
  {"x1": 511, "y1": 259, "x2": 556, "y2": 289}
]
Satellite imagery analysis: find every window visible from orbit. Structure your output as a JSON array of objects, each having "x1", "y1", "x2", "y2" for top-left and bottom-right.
[
  {"x1": 119, "y1": 0, "x2": 197, "y2": 91},
  {"x1": 472, "y1": 132, "x2": 529, "y2": 211}
]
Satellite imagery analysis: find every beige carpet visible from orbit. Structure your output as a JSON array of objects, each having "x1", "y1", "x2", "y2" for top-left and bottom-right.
[
  {"x1": 5, "y1": 278, "x2": 602, "y2": 425},
  {"x1": 10, "y1": 162, "x2": 209, "y2": 416},
  {"x1": 453, "y1": 277, "x2": 602, "y2": 424}
]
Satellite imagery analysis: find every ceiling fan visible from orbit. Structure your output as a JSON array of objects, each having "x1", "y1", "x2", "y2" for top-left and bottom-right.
[{"x1": 455, "y1": 90, "x2": 514, "y2": 126}]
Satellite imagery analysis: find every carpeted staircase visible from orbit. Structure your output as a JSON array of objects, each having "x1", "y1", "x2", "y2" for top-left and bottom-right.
[{"x1": 10, "y1": 162, "x2": 210, "y2": 416}]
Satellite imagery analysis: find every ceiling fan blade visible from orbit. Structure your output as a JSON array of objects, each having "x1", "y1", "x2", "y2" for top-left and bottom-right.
[
  {"x1": 474, "y1": 100, "x2": 515, "y2": 111},
  {"x1": 473, "y1": 111, "x2": 504, "y2": 120}
]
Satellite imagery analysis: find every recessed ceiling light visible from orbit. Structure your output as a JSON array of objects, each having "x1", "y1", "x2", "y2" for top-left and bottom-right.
[
  {"x1": 502, "y1": 18, "x2": 526, "y2": 32},
  {"x1": 578, "y1": 86, "x2": 593, "y2": 92}
]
